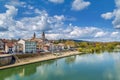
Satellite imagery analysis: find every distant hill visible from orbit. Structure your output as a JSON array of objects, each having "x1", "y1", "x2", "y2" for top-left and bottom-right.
[
  {"x1": 64, "y1": 39, "x2": 88, "y2": 42},
  {"x1": 73, "y1": 40, "x2": 85, "y2": 42},
  {"x1": 52, "y1": 39, "x2": 89, "y2": 43}
]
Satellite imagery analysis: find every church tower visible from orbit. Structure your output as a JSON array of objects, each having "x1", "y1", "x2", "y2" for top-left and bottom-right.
[
  {"x1": 32, "y1": 32, "x2": 36, "y2": 39},
  {"x1": 42, "y1": 31, "x2": 45, "y2": 41}
]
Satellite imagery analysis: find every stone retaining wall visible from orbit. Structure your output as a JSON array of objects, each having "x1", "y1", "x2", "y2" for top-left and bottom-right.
[{"x1": 0, "y1": 56, "x2": 15, "y2": 67}]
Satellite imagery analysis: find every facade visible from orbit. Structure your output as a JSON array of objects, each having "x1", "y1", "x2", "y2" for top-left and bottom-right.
[
  {"x1": 57, "y1": 43, "x2": 65, "y2": 50},
  {"x1": 25, "y1": 41, "x2": 36, "y2": 53},
  {"x1": 5, "y1": 42, "x2": 16, "y2": 54},
  {"x1": 18, "y1": 39, "x2": 37, "y2": 53},
  {"x1": 15, "y1": 43, "x2": 23, "y2": 53},
  {"x1": 31, "y1": 32, "x2": 49, "y2": 52},
  {"x1": 0, "y1": 39, "x2": 5, "y2": 53},
  {"x1": 31, "y1": 38, "x2": 43, "y2": 52}
]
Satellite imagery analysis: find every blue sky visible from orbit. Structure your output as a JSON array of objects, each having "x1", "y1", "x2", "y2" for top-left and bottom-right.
[{"x1": 0, "y1": 0, "x2": 120, "y2": 41}]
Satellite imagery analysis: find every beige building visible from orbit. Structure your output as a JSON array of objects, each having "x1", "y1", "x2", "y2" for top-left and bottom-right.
[
  {"x1": 31, "y1": 32, "x2": 49, "y2": 52},
  {"x1": 15, "y1": 43, "x2": 23, "y2": 53}
]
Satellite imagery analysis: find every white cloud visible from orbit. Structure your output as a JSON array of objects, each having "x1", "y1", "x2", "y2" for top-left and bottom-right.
[
  {"x1": 46, "y1": 24, "x2": 103, "y2": 40},
  {"x1": 0, "y1": 5, "x2": 18, "y2": 31},
  {"x1": 101, "y1": 0, "x2": 120, "y2": 29},
  {"x1": 111, "y1": 31, "x2": 119, "y2": 36},
  {"x1": 16, "y1": 11, "x2": 50, "y2": 31},
  {"x1": 28, "y1": 5, "x2": 34, "y2": 9},
  {"x1": 101, "y1": 12, "x2": 113, "y2": 20},
  {"x1": 0, "y1": 5, "x2": 66, "y2": 39},
  {"x1": 0, "y1": 0, "x2": 120, "y2": 41},
  {"x1": 54, "y1": 15, "x2": 65, "y2": 21},
  {"x1": 14, "y1": 9, "x2": 66, "y2": 32},
  {"x1": 112, "y1": 9, "x2": 120, "y2": 28},
  {"x1": 34, "y1": 9, "x2": 43, "y2": 14},
  {"x1": 111, "y1": 31, "x2": 120, "y2": 39},
  {"x1": 48, "y1": 0, "x2": 64, "y2": 4},
  {"x1": 5, "y1": 5, "x2": 18, "y2": 17},
  {"x1": 94, "y1": 31, "x2": 107, "y2": 38},
  {"x1": 45, "y1": 25, "x2": 120, "y2": 42},
  {"x1": 7, "y1": 0, "x2": 26, "y2": 7},
  {"x1": 72, "y1": 0, "x2": 91, "y2": 11},
  {"x1": 115, "y1": 0, "x2": 120, "y2": 8}
]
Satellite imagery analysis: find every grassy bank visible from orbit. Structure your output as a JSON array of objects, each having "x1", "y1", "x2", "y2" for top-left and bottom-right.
[{"x1": 16, "y1": 52, "x2": 51, "y2": 59}]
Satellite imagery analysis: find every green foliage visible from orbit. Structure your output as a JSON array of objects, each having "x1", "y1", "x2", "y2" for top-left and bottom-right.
[
  {"x1": 79, "y1": 42, "x2": 88, "y2": 48},
  {"x1": 65, "y1": 40, "x2": 76, "y2": 47},
  {"x1": 77, "y1": 42, "x2": 120, "y2": 53}
]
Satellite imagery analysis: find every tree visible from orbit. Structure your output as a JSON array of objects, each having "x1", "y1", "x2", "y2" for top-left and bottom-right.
[{"x1": 65, "y1": 40, "x2": 76, "y2": 47}]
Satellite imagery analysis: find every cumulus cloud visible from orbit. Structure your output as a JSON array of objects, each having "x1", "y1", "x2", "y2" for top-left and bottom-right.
[
  {"x1": 16, "y1": 11, "x2": 50, "y2": 31},
  {"x1": 112, "y1": 9, "x2": 120, "y2": 28},
  {"x1": 101, "y1": 0, "x2": 120, "y2": 29},
  {"x1": 45, "y1": 23, "x2": 120, "y2": 41},
  {"x1": 111, "y1": 31, "x2": 119, "y2": 36},
  {"x1": 48, "y1": 0, "x2": 64, "y2": 4},
  {"x1": 0, "y1": 0, "x2": 120, "y2": 41},
  {"x1": 0, "y1": 5, "x2": 118, "y2": 41},
  {"x1": 7, "y1": 0, "x2": 26, "y2": 7},
  {"x1": 94, "y1": 31, "x2": 107, "y2": 38},
  {"x1": 111, "y1": 31, "x2": 120, "y2": 38},
  {"x1": 0, "y1": 3, "x2": 66, "y2": 39},
  {"x1": 72, "y1": 0, "x2": 91, "y2": 11},
  {"x1": 0, "y1": 5, "x2": 18, "y2": 32},
  {"x1": 46, "y1": 23, "x2": 104, "y2": 40},
  {"x1": 101, "y1": 12, "x2": 113, "y2": 20}
]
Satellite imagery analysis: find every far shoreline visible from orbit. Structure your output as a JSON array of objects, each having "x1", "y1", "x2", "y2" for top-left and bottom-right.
[{"x1": 0, "y1": 51, "x2": 84, "y2": 70}]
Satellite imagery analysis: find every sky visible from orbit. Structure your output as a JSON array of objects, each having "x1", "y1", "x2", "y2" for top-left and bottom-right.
[{"x1": 0, "y1": 0, "x2": 120, "y2": 41}]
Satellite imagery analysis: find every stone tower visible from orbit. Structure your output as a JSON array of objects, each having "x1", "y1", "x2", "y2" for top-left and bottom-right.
[
  {"x1": 33, "y1": 32, "x2": 36, "y2": 39},
  {"x1": 42, "y1": 31, "x2": 45, "y2": 41}
]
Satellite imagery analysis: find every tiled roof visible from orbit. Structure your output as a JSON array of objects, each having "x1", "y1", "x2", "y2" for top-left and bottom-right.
[{"x1": 6, "y1": 42, "x2": 14, "y2": 47}]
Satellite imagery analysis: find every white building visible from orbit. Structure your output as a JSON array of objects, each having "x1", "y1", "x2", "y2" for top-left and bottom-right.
[{"x1": 18, "y1": 39, "x2": 37, "y2": 53}]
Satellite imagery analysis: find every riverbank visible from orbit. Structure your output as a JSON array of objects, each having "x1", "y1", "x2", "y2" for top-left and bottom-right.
[{"x1": 0, "y1": 51, "x2": 83, "y2": 70}]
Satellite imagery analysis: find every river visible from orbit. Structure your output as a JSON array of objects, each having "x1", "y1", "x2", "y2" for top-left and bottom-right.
[{"x1": 0, "y1": 52, "x2": 120, "y2": 80}]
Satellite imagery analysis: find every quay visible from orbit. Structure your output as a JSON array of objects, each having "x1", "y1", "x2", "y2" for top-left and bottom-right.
[
  {"x1": 0, "y1": 54, "x2": 16, "y2": 67},
  {"x1": 0, "y1": 51, "x2": 83, "y2": 70}
]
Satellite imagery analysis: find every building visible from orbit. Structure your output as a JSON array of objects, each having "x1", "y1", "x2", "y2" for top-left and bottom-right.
[
  {"x1": 0, "y1": 39, "x2": 5, "y2": 53},
  {"x1": 14, "y1": 43, "x2": 23, "y2": 53},
  {"x1": 5, "y1": 42, "x2": 16, "y2": 54},
  {"x1": 18, "y1": 39, "x2": 37, "y2": 53},
  {"x1": 31, "y1": 32, "x2": 49, "y2": 52},
  {"x1": 42, "y1": 31, "x2": 45, "y2": 42},
  {"x1": 57, "y1": 43, "x2": 65, "y2": 50}
]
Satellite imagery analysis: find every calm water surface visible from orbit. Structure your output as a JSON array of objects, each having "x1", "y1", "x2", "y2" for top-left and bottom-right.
[{"x1": 1, "y1": 52, "x2": 120, "y2": 80}]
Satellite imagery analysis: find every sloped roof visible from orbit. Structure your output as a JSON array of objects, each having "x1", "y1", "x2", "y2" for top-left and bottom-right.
[{"x1": 6, "y1": 42, "x2": 14, "y2": 47}]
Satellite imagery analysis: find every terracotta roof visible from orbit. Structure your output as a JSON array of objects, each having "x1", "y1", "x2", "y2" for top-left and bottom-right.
[
  {"x1": 31, "y1": 38, "x2": 43, "y2": 42},
  {"x1": 6, "y1": 42, "x2": 14, "y2": 47}
]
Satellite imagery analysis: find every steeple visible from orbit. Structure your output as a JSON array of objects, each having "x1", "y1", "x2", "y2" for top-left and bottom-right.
[
  {"x1": 33, "y1": 32, "x2": 36, "y2": 39},
  {"x1": 42, "y1": 31, "x2": 45, "y2": 41}
]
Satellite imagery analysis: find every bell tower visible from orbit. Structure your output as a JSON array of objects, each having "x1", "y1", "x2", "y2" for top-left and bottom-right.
[
  {"x1": 33, "y1": 32, "x2": 36, "y2": 39},
  {"x1": 42, "y1": 31, "x2": 45, "y2": 41}
]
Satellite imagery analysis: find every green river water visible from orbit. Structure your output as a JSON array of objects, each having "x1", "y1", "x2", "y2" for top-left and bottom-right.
[{"x1": 0, "y1": 52, "x2": 120, "y2": 80}]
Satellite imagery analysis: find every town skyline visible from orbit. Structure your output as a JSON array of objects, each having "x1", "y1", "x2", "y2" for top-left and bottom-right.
[{"x1": 0, "y1": 0, "x2": 120, "y2": 41}]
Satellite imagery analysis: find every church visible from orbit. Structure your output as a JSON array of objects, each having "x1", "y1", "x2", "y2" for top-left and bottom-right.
[{"x1": 31, "y1": 32, "x2": 49, "y2": 52}]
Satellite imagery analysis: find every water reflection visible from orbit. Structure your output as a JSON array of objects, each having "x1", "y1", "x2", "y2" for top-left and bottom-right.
[
  {"x1": 1, "y1": 52, "x2": 120, "y2": 80},
  {"x1": 65, "y1": 56, "x2": 76, "y2": 64}
]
